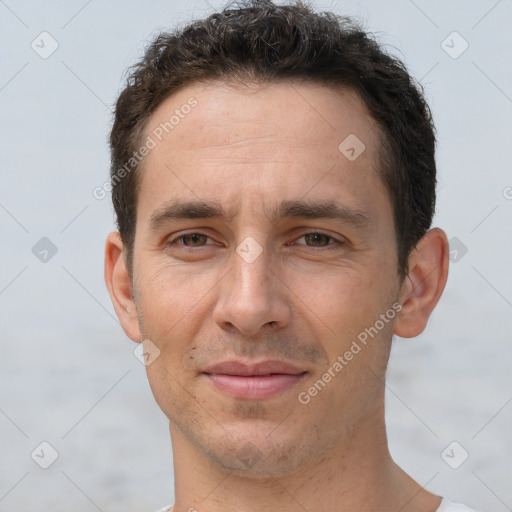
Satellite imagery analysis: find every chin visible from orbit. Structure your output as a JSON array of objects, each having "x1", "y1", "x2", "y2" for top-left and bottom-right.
[{"x1": 195, "y1": 418, "x2": 314, "y2": 478}]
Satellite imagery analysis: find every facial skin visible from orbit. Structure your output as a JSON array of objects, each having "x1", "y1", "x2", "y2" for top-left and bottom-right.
[{"x1": 105, "y1": 81, "x2": 449, "y2": 512}]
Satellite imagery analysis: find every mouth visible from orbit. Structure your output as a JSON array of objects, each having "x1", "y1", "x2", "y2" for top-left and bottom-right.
[{"x1": 202, "y1": 360, "x2": 308, "y2": 400}]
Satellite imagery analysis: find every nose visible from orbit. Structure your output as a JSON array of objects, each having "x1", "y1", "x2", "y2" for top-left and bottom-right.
[{"x1": 212, "y1": 241, "x2": 291, "y2": 337}]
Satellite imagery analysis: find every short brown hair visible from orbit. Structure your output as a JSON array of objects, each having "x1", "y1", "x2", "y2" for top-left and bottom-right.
[{"x1": 109, "y1": 0, "x2": 436, "y2": 280}]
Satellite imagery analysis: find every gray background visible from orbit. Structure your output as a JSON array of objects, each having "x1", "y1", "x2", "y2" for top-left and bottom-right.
[{"x1": 1, "y1": 0, "x2": 511, "y2": 511}]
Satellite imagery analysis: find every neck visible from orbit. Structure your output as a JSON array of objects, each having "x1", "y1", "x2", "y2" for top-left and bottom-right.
[{"x1": 169, "y1": 386, "x2": 441, "y2": 512}]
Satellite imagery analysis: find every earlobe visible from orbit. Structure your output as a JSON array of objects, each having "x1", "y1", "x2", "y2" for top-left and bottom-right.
[
  {"x1": 393, "y1": 228, "x2": 450, "y2": 338},
  {"x1": 104, "y1": 232, "x2": 141, "y2": 342}
]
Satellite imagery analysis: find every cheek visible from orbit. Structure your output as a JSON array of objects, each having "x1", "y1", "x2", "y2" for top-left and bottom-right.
[
  {"x1": 144, "y1": 362, "x2": 190, "y2": 424},
  {"x1": 134, "y1": 273, "x2": 196, "y2": 386},
  {"x1": 294, "y1": 268, "x2": 396, "y2": 358},
  {"x1": 137, "y1": 261, "x2": 212, "y2": 326},
  {"x1": 135, "y1": 261, "x2": 225, "y2": 371},
  {"x1": 294, "y1": 268, "x2": 375, "y2": 324}
]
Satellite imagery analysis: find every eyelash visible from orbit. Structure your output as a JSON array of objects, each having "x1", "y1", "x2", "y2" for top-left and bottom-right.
[
  {"x1": 166, "y1": 231, "x2": 345, "y2": 250},
  {"x1": 292, "y1": 232, "x2": 345, "y2": 250}
]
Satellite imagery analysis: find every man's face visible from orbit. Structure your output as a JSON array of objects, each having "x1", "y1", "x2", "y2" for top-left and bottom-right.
[{"x1": 130, "y1": 81, "x2": 403, "y2": 476}]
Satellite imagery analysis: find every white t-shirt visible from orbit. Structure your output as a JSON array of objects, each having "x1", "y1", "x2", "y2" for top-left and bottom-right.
[
  {"x1": 155, "y1": 497, "x2": 480, "y2": 511},
  {"x1": 436, "y1": 498, "x2": 481, "y2": 512}
]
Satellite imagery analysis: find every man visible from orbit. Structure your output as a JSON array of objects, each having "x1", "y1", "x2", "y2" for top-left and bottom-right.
[{"x1": 104, "y1": 1, "x2": 479, "y2": 511}]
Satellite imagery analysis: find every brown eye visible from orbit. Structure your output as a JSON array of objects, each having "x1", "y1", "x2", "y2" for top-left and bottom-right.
[
  {"x1": 294, "y1": 231, "x2": 343, "y2": 249},
  {"x1": 303, "y1": 233, "x2": 332, "y2": 247},
  {"x1": 179, "y1": 233, "x2": 209, "y2": 246}
]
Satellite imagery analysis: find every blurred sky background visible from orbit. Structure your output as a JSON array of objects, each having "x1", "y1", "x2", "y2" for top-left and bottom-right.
[{"x1": 1, "y1": 0, "x2": 511, "y2": 511}]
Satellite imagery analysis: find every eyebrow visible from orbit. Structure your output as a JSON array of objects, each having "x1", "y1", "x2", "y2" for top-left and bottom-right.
[
  {"x1": 147, "y1": 199, "x2": 371, "y2": 230},
  {"x1": 148, "y1": 200, "x2": 233, "y2": 229},
  {"x1": 277, "y1": 200, "x2": 371, "y2": 228}
]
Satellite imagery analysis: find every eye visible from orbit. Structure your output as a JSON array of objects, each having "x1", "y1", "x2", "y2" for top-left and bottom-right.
[
  {"x1": 293, "y1": 231, "x2": 344, "y2": 249},
  {"x1": 167, "y1": 232, "x2": 216, "y2": 247}
]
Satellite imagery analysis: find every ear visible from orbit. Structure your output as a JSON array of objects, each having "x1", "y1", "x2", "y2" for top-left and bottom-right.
[
  {"x1": 393, "y1": 227, "x2": 450, "y2": 338},
  {"x1": 104, "y1": 231, "x2": 141, "y2": 342}
]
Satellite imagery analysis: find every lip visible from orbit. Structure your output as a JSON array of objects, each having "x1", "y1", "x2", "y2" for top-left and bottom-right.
[{"x1": 203, "y1": 360, "x2": 307, "y2": 400}]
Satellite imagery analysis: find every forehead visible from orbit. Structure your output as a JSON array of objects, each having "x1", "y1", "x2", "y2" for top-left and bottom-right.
[
  {"x1": 137, "y1": 80, "x2": 389, "y2": 228},
  {"x1": 144, "y1": 79, "x2": 380, "y2": 155}
]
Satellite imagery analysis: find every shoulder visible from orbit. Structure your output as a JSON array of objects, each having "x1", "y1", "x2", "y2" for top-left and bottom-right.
[{"x1": 436, "y1": 498, "x2": 481, "y2": 512}]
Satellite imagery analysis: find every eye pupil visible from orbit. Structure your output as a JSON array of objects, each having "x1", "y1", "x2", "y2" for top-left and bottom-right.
[
  {"x1": 183, "y1": 233, "x2": 206, "y2": 246},
  {"x1": 305, "y1": 233, "x2": 329, "y2": 246}
]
